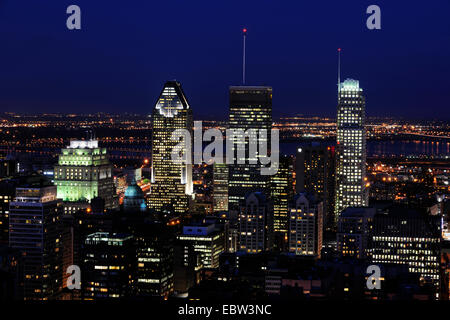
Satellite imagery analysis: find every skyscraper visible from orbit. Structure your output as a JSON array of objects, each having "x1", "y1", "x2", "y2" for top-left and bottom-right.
[
  {"x1": 271, "y1": 155, "x2": 294, "y2": 240},
  {"x1": 148, "y1": 81, "x2": 193, "y2": 214},
  {"x1": 334, "y1": 79, "x2": 368, "y2": 226},
  {"x1": 296, "y1": 142, "x2": 335, "y2": 231},
  {"x1": 54, "y1": 139, "x2": 116, "y2": 214},
  {"x1": 213, "y1": 163, "x2": 228, "y2": 212},
  {"x1": 9, "y1": 185, "x2": 63, "y2": 300},
  {"x1": 228, "y1": 86, "x2": 273, "y2": 214}
]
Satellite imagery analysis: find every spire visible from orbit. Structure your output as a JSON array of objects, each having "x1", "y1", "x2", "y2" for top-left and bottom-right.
[
  {"x1": 337, "y1": 48, "x2": 341, "y2": 100},
  {"x1": 242, "y1": 28, "x2": 247, "y2": 85}
]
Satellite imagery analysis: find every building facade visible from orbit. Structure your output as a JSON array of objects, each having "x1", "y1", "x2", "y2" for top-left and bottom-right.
[
  {"x1": 228, "y1": 86, "x2": 273, "y2": 214},
  {"x1": 82, "y1": 232, "x2": 134, "y2": 299},
  {"x1": 371, "y1": 208, "x2": 441, "y2": 292},
  {"x1": 213, "y1": 163, "x2": 228, "y2": 212},
  {"x1": 336, "y1": 207, "x2": 376, "y2": 259},
  {"x1": 288, "y1": 192, "x2": 323, "y2": 257},
  {"x1": 9, "y1": 186, "x2": 63, "y2": 300},
  {"x1": 54, "y1": 139, "x2": 116, "y2": 214},
  {"x1": 271, "y1": 155, "x2": 294, "y2": 236},
  {"x1": 296, "y1": 142, "x2": 335, "y2": 231},
  {"x1": 148, "y1": 81, "x2": 193, "y2": 214},
  {"x1": 334, "y1": 79, "x2": 368, "y2": 226},
  {"x1": 177, "y1": 224, "x2": 225, "y2": 269},
  {"x1": 239, "y1": 192, "x2": 273, "y2": 254}
]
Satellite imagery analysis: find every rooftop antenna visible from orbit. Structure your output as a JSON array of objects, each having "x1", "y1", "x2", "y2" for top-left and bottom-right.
[
  {"x1": 337, "y1": 48, "x2": 341, "y2": 101},
  {"x1": 242, "y1": 28, "x2": 247, "y2": 85}
]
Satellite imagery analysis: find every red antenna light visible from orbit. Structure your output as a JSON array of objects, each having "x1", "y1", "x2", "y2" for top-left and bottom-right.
[
  {"x1": 338, "y1": 47, "x2": 341, "y2": 52},
  {"x1": 243, "y1": 28, "x2": 247, "y2": 33}
]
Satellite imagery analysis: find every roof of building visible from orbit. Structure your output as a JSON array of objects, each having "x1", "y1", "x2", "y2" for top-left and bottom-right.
[{"x1": 124, "y1": 181, "x2": 144, "y2": 199}]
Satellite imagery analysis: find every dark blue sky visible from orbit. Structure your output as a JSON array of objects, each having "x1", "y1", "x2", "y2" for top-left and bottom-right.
[{"x1": 0, "y1": 0, "x2": 449, "y2": 120}]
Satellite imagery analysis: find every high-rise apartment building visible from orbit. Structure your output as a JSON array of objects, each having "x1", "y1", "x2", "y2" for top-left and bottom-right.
[
  {"x1": 54, "y1": 139, "x2": 116, "y2": 214},
  {"x1": 239, "y1": 192, "x2": 273, "y2": 254},
  {"x1": 228, "y1": 86, "x2": 273, "y2": 213},
  {"x1": 9, "y1": 185, "x2": 63, "y2": 300},
  {"x1": 288, "y1": 192, "x2": 323, "y2": 257},
  {"x1": 334, "y1": 79, "x2": 368, "y2": 226},
  {"x1": 148, "y1": 81, "x2": 193, "y2": 214}
]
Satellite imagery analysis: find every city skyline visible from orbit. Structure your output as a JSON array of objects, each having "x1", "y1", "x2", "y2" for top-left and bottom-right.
[
  {"x1": 0, "y1": 1, "x2": 449, "y2": 120},
  {"x1": 1, "y1": 1, "x2": 450, "y2": 307}
]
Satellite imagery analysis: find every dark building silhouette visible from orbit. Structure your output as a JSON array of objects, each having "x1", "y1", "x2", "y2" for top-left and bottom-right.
[{"x1": 228, "y1": 86, "x2": 273, "y2": 214}]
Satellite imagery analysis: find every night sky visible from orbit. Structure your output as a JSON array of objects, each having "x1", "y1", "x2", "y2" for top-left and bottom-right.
[{"x1": 0, "y1": 0, "x2": 449, "y2": 120}]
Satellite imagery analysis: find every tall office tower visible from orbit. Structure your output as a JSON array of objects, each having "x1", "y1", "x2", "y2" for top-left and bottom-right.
[
  {"x1": 336, "y1": 207, "x2": 375, "y2": 259},
  {"x1": 296, "y1": 142, "x2": 335, "y2": 231},
  {"x1": 177, "y1": 223, "x2": 225, "y2": 269},
  {"x1": 334, "y1": 79, "x2": 368, "y2": 227},
  {"x1": 148, "y1": 81, "x2": 193, "y2": 214},
  {"x1": 82, "y1": 232, "x2": 134, "y2": 300},
  {"x1": 371, "y1": 207, "x2": 441, "y2": 292},
  {"x1": 288, "y1": 192, "x2": 323, "y2": 257},
  {"x1": 239, "y1": 192, "x2": 273, "y2": 254},
  {"x1": 228, "y1": 86, "x2": 273, "y2": 214},
  {"x1": 213, "y1": 163, "x2": 228, "y2": 212},
  {"x1": 271, "y1": 155, "x2": 294, "y2": 237},
  {"x1": 9, "y1": 185, "x2": 63, "y2": 300},
  {"x1": 54, "y1": 139, "x2": 116, "y2": 214}
]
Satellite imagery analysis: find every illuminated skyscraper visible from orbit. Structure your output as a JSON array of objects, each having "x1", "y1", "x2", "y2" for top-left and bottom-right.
[
  {"x1": 334, "y1": 79, "x2": 368, "y2": 226},
  {"x1": 271, "y1": 155, "x2": 293, "y2": 237},
  {"x1": 213, "y1": 163, "x2": 228, "y2": 212},
  {"x1": 148, "y1": 81, "x2": 193, "y2": 214},
  {"x1": 54, "y1": 139, "x2": 116, "y2": 214},
  {"x1": 228, "y1": 86, "x2": 272, "y2": 213}
]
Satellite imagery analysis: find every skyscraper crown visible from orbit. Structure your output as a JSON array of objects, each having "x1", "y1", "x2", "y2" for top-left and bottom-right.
[
  {"x1": 339, "y1": 79, "x2": 362, "y2": 92},
  {"x1": 155, "y1": 81, "x2": 190, "y2": 117}
]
